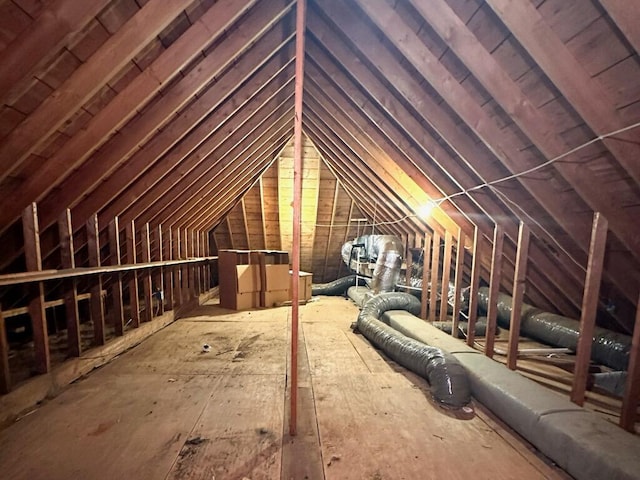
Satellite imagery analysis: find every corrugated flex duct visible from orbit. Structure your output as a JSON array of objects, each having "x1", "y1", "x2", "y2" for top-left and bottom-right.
[
  {"x1": 311, "y1": 275, "x2": 367, "y2": 296},
  {"x1": 356, "y1": 292, "x2": 471, "y2": 408},
  {"x1": 476, "y1": 286, "x2": 631, "y2": 371}
]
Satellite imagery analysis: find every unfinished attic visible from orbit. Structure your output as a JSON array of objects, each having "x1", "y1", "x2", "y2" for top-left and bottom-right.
[{"x1": 1, "y1": 0, "x2": 640, "y2": 478}]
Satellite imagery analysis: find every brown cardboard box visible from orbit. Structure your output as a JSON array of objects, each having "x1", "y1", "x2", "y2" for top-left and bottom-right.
[
  {"x1": 261, "y1": 289, "x2": 290, "y2": 308},
  {"x1": 235, "y1": 292, "x2": 260, "y2": 310},
  {"x1": 236, "y1": 265, "x2": 261, "y2": 293},
  {"x1": 290, "y1": 271, "x2": 313, "y2": 302},
  {"x1": 262, "y1": 264, "x2": 290, "y2": 291}
]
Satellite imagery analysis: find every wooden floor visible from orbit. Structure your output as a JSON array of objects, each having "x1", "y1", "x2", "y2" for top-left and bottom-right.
[{"x1": 0, "y1": 296, "x2": 570, "y2": 479}]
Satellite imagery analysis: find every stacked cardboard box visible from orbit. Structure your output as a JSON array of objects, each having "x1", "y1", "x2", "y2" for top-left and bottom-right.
[
  {"x1": 258, "y1": 251, "x2": 290, "y2": 307},
  {"x1": 218, "y1": 249, "x2": 291, "y2": 310},
  {"x1": 218, "y1": 250, "x2": 261, "y2": 310}
]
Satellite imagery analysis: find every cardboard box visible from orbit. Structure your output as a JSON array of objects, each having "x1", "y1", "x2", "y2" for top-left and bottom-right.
[
  {"x1": 290, "y1": 271, "x2": 313, "y2": 302},
  {"x1": 236, "y1": 265, "x2": 261, "y2": 293},
  {"x1": 261, "y1": 289, "x2": 290, "y2": 308},
  {"x1": 262, "y1": 264, "x2": 290, "y2": 291},
  {"x1": 235, "y1": 291, "x2": 260, "y2": 310}
]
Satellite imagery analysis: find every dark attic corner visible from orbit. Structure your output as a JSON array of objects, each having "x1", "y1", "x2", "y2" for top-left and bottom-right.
[{"x1": 0, "y1": 0, "x2": 639, "y2": 478}]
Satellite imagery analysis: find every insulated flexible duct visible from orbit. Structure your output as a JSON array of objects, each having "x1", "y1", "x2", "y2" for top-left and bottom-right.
[
  {"x1": 476, "y1": 287, "x2": 631, "y2": 371},
  {"x1": 357, "y1": 292, "x2": 471, "y2": 407},
  {"x1": 311, "y1": 275, "x2": 367, "y2": 296},
  {"x1": 341, "y1": 235, "x2": 403, "y2": 293}
]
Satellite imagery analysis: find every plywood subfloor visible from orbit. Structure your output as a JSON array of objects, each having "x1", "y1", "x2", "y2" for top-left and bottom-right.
[{"x1": 0, "y1": 296, "x2": 569, "y2": 479}]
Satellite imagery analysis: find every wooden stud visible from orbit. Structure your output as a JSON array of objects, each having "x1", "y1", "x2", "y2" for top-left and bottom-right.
[
  {"x1": 58, "y1": 209, "x2": 81, "y2": 357},
  {"x1": 571, "y1": 213, "x2": 609, "y2": 406},
  {"x1": 174, "y1": 227, "x2": 182, "y2": 306},
  {"x1": 467, "y1": 227, "x2": 482, "y2": 347},
  {"x1": 182, "y1": 228, "x2": 190, "y2": 301},
  {"x1": 108, "y1": 217, "x2": 125, "y2": 336},
  {"x1": 620, "y1": 293, "x2": 640, "y2": 431},
  {"x1": 0, "y1": 310, "x2": 10, "y2": 393},
  {"x1": 195, "y1": 230, "x2": 202, "y2": 296},
  {"x1": 163, "y1": 227, "x2": 174, "y2": 311},
  {"x1": 451, "y1": 230, "x2": 466, "y2": 338},
  {"x1": 507, "y1": 223, "x2": 531, "y2": 370},
  {"x1": 22, "y1": 203, "x2": 50, "y2": 373},
  {"x1": 420, "y1": 233, "x2": 432, "y2": 320},
  {"x1": 154, "y1": 225, "x2": 164, "y2": 316},
  {"x1": 86, "y1": 213, "x2": 105, "y2": 346},
  {"x1": 429, "y1": 232, "x2": 441, "y2": 322},
  {"x1": 439, "y1": 231, "x2": 453, "y2": 322},
  {"x1": 485, "y1": 225, "x2": 504, "y2": 358},
  {"x1": 140, "y1": 223, "x2": 153, "y2": 322},
  {"x1": 126, "y1": 220, "x2": 140, "y2": 328},
  {"x1": 290, "y1": 0, "x2": 306, "y2": 437},
  {"x1": 405, "y1": 234, "x2": 414, "y2": 288}
]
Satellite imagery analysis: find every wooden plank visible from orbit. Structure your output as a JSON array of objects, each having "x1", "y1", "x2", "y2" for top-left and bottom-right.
[
  {"x1": 86, "y1": 214, "x2": 105, "y2": 346},
  {"x1": 485, "y1": 225, "x2": 505, "y2": 358},
  {"x1": 8, "y1": 0, "x2": 262, "y2": 236},
  {"x1": 290, "y1": 0, "x2": 307, "y2": 437},
  {"x1": 163, "y1": 227, "x2": 174, "y2": 311},
  {"x1": 126, "y1": 221, "x2": 140, "y2": 328},
  {"x1": 140, "y1": 224, "x2": 153, "y2": 323},
  {"x1": 0, "y1": 310, "x2": 10, "y2": 393},
  {"x1": 420, "y1": 233, "x2": 432, "y2": 319},
  {"x1": 58, "y1": 209, "x2": 81, "y2": 357},
  {"x1": 414, "y1": 0, "x2": 640, "y2": 260},
  {"x1": 599, "y1": 0, "x2": 640, "y2": 55},
  {"x1": 0, "y1": 0, "x2": 196, "y2": 184},
  {"x1": 486, "y1": 0, "x2": 640, "y2": 189},
  {"x1": 0, "y1": 0, "x2": 110, "y2": 105},
  {"x1": 429, "y1": 232, "x2": 441, "y2": 321},
  {"x1": 108, "y1": 217, "x2": 125, "y2": 336},
  {"x1": 451, "y1": 229, "x2": 466, "y2": 338},
  {"x1": 571, "y1": 213, "x2": 608, "y2": 406},
  {"x1": 620, "y1": 293, "x2": 640, "y2": 431},
  {"x1": 23, "y1": 203, "x2": 50, "y2": 374},
  {"x1": 439, "y1": 231, "x2": 453, "y2": 322},
  {"x1": 507, "y1": 223, "x2": 531, "y2": 370},
  {"x1": 467, "y1": 227, "x2": 482, "y2": 347},
  {"x1": 154, "y1": 225, "x2": 164, "y2": 316}
]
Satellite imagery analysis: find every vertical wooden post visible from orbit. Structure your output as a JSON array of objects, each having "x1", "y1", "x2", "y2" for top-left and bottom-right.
[
  {"x1": 126, "y1": 220, "x2": 140, "y2": 328},
  {"x1": 182, "y1": 228, "x2": 190, "y2": 301},
  {"x1": 485, "y1": 224, "x2": 504, "y2": 358},
  {"x1": 467, "y1": 227, "x2": 482, "y2": 347},
  {"x1": 108, "y1": 217, "x2": 125, "y2": 336},
  {"x1": 405, "y1": 235, "x2": 413, "y2": 290},
  {"x1": 141, "y1": 223, "x2": 153, "y2": 322},
  {"x1": 507, "y1": 222, "x2": 530, "y2": 370},
  {"x1": 620, "y1": 294, "x2": 640, "y2": 431},
  {"x1": 451, "y1": 229, "x2": 466, "y2": 338},
  {"x1": 290, "y1": 0, "x2": 306, "y2": 437},
  {"x1": 164, "y1": 227, "x2": 174, "y2": 311},
  {"x1": 86, "y1": 213, "x2": 106, "y2": 345},
  {"x1": 571, "y1": 213, "x2": 608, "y2": 406},
  {"x1": 0, "y1": 311, "x2": 10, "y2": 393},
  {"x1": 58, "y1": 209, "x2": 81, "y2": 357},
  {"x1": 429, "y1": 231, "x2": 441, "y2": 321},
  {"x1": 154, "y1": 225, "x2": 164, "y2": 316},
  {"x1": 22, "y1": 203, "x2": 50, "y2": 373},
  {"x1": 420, "y1": 233, "x2": 432, "y2": 319},
  {"x1": 439, "y1": 231, "x2": 453, "y2": 322},
  {"x1": 194, "y1": 230, "x2": 201, "y2": 297},
  {"x1": 174, "y1": 227, "x2": 182, "y2": 306},
  {"x1": 190, "y1": 229, "x2": 197, "y2": 298},
  {"x1": 204, "y1": 231, "x2": 211, "y2": 290}
]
